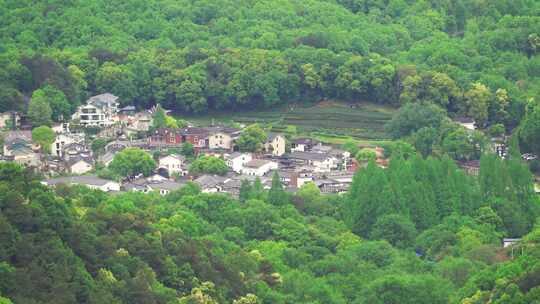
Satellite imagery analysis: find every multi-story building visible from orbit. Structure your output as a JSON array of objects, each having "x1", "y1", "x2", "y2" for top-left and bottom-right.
[{"x1": 72, "y1": 93, "x2": 119, "y2": 127}]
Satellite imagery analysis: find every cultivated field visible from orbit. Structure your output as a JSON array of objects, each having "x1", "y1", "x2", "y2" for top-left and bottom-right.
[{"x1": 177, "y1": 101, "x2": 396, "y2": 143}]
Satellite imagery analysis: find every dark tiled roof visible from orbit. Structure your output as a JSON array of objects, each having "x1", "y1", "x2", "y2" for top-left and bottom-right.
[
  {"x1": 245, "y1": 159, "x2": 271, "y2": 168},
  {"x1": 288, "y1": 151, "x2": 330, "y2": 161}
]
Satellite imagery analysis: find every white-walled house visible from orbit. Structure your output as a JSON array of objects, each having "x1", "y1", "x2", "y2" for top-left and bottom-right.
[
  {"x1": 291, "y1": 138, "x2": 320, "y2": 152},
  {"x1": 208, "y1": 128, "x2": 241, "y2": 150},
  {"x1": 242, "y1": 159, "x2": 278, "y2": 176},
  {"x1": 67, "y1": 157, "x2": 94, "y2": 174},
  {"x1": 225, "y1": 152, "x2": 252, "y2": 173},
  {"x1": 265, "y1": 133, "x2": 286, "y2": 156},
  {"x1": 158, "y1": 154, "x2": 186, "y2": 175},
  {"x1": 72, "y1": 93, "x2": 119, "y2": 127},
  {"x1": 288, "y1": 151, "x2": 338, "y2": 173},
  {"x1": 42, "y1": 176, "x2": 120, "y2": 192},
  {"x1": 51, "y1": 133, "x2": 85, "y2": 157}
]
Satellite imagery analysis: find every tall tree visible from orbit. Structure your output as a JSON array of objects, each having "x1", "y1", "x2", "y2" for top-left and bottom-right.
[
  {"x1": 109, "y1": 148, "x2": 156, "y2": 177},
  {"x1": 268, "y1": 171, "x2": 287, "y2": 206},
  {"x1": 31, "y1": 126, "x2": 55, "y2": 154},
  {"x1": 27, "y1": 95, "x2": 53, "y2": 127}
]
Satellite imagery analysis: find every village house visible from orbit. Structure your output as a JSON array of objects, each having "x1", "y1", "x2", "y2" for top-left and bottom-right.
[
  {"x1": 194, "y1": 175, "x2": 228, "y2": 193},
  {"x1": 72, "y1": 93, "x2": 119, "y2": 127},
  {"x1": 126, "y1": 111, "x2": 153, "y2": 134},
  {"x1": 158, "y1": 154, "x2": 186, "y2": 176},
  {"x1": 291, "y1": 138, "x2": 320, "y2": 152},
  {"x1": 288, "y1": 151, "x2": 338, "y2": 172},
  {"x1": 225, "y1": 152, "x2": 253, "y2": 173},
  {"x1": 454, "y1": 117, "x2": 476, "y2": 131},
  {"x1": 66, "y1": 156, "x2": 94, "y2": 174},
  {"x1": 3, "y1": 131, "x2": 40, "y2": 167},
  {"x1": 51, "y1": 133, "x2": 85, "y2": 157},
  {"x1": 123, "y1": 178, "x2": 186, "y2": 195},
  {"x1": 42, "y1": 175, "x2": 121, "y2": 192},
  {"x1": 149, "y1": 128, "x2": 183, "y2": 146},
  {"x1": 264, "y1": 133, "x2": 286, "y2": 156},
  {"x1": 40, "y1": 156, "x2": 67, "y2": 176},
  {"x1": 148, "y1": 127, "x2": 210, "y2": 149},
  {"x1": 242, "y1": 159, "x2": 278, "y2": 176},
  {"x1": 208, "y1": 127, "x2": 241, "y2": 150},
  {"x1": 51, "y1": 122, "x2": 71, "y2": 134},
  {"x1": 0, "y1": 111, "x2": 21, "y2": 130},
  {"x1": 314, "y1": 178, "x2": 349, "y2": 194},
  {"x1": 61, "y1": 142, "x2": 91, "y2": 160}
]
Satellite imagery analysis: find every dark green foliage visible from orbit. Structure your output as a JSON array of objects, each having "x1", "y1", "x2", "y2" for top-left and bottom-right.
[
  {"x1": 371, "y1": 214, "x2": 417, "y2": 249},
  {"x1": 385, "y1": 103, "x2": 446, "y2": 139}
]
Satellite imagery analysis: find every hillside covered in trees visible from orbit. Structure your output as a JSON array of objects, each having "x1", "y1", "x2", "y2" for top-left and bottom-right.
[
  {"x1": 2, "y1": 1, "x2": 540, "y2": 303},
  {"x1": 1, "y1": 152, "x2": 540, "y2": 303},
  {"x1": 1, "y1": 0, "x2": 539, "y2": 125}
]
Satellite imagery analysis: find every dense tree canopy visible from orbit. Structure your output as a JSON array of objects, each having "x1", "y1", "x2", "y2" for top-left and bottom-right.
[
  {"x1": 109, "y1": 147, "x2": 156, "y2": 177},
  {"x1": 0, "y1": 158, "x2": 538, "y2": 303},
  {"x1": 0, "y1": 0, "x2": 537, "y2": 135},
  {"x1": 189, "y1": 155, "x2": 228, "y2": 176}
]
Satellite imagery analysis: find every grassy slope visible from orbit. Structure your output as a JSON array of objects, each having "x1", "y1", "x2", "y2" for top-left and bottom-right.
[{"x1": 176, "y1": 101, "x2": 396, "y2": 145}]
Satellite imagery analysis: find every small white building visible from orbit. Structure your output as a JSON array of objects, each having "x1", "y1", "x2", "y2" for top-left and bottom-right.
[
  {"x1": 291, "y1": 138, "x2": 320, "y2": 152},
  {"x1": 67, "y1": 157, "x2": 94, "y2": 175},
  {"x1": 265, "y1": 133, "x2": 286, "y2": 156},
  {"x1": 503, "y1": 238, "x2": 521, "y2": 248},
  {"x1": 42, "y1": 176, "x2": 120, "y2": 192},
  {"x1": 225, "y1": 152, "x2": 252, "y2": 173},
  {"x1": 454, "y1": 117, "x2": 476, "y2": 131},
  {"x1": 242, "y1": 159, "x2": 278, "y2": 176},
  {"x1": 289, "y1": 151, "x2": 338, "y2": 172},
  {"x1": 71, "y1": 93, "x2": 119, "y2": 127},
  {"x1": 158, "y1": 154, "x2": 186, "y2": 175},
  {"x1": 51, "y1": 133, "x2": 85, "y2": 157}
]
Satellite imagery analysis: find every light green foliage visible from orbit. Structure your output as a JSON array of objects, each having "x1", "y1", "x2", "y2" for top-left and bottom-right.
[
  {"x1": 0, "y1": 1, "x2": 540, "y2": 303},
  {"x1": 109, "y1": 147, "x2": 156, "y2": 177},
  {"x1": 236, "y1": 124, "x2": 267, "y2": 152},
  {"x1": 31, "y1": 85, "x2": 71, "y2": 122},
  {"x1": 341, "y1": 140, "x2": 359, "y2": 156},
  {"x1": 466, "y1": 83, "x2": 492, "y2": 127},
  {"x1": 189, "y1": 155, "x2": 228, "y2": 175},
  {"x1": 356, "y1": 148, "x2": 377, "y2": 162},
  {"x1": 152, "y1": 104, "x2": 167, "y2": 129},
  {"x1": 27, "y1": 93, "x2": 53, "y2": 127},
  {"x1": 31, "y1": 125, "x2": 55, "y2": 153},
  {"x1": 519, "y1": 102, "x2": 540, "y2": 155}
]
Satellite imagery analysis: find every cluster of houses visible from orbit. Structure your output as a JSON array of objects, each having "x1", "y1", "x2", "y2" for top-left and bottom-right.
[
  {"x1": 2, "y1": 93, "x2": 363, "y2": 197},
  {"x1": 4, "y1": 92, "x2": 537, "y2": 198}
]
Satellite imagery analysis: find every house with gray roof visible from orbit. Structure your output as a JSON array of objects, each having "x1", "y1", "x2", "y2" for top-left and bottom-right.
[
  {"x1": 71, "y1": 93, "x2": 119, "y2": 127},
  {"x1": 194, "y1": 175, "x2": 228, "y2": 193}
]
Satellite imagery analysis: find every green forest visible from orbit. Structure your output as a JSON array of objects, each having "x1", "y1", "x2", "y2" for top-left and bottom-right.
[
  {"x1": 1, "y1": 0, "x2": 539, "y2": 121},
  {"x1": 1, "y1": 153, "x2": 540, "y2": 303},
  {"x1": 2, "y1": 0, "x2": 540, "y2": 303}
]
